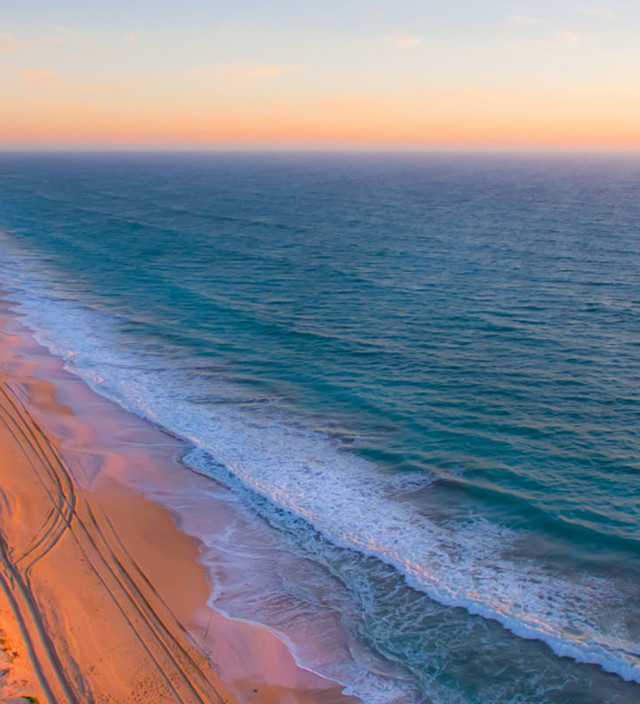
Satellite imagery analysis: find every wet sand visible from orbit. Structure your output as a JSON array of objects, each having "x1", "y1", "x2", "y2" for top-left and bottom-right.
[{"x1": 0, "y1": 292, "x2": 358, "y2": 704}]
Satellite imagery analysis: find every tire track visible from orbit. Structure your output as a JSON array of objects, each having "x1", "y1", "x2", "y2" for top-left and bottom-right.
[{"x1": 0, "y1": 380, "x2": 228, "y2": 703}]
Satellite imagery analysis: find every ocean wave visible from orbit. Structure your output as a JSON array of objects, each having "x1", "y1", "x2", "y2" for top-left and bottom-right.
[{"x1": 1, "y1": 234, "x2": 639, "y2": 692}]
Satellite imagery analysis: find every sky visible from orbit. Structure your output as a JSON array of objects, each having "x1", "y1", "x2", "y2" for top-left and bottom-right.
[{"x1": 1, "y1": 1, "x2": 639, "y2": 150}]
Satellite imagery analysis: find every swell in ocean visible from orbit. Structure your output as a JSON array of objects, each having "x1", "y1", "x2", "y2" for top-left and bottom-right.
[{"x1": 1, "y1": 228, "x2": 640, "y2": 704}]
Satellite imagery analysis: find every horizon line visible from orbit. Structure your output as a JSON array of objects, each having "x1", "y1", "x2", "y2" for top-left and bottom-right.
[{"x1": 1, "y1": 146, "x2": 640, "y2": 155}]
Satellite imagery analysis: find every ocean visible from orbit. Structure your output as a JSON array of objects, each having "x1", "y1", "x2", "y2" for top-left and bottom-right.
[{"x1": 0, "y1": 151, "x2": 639, "y2": 703}]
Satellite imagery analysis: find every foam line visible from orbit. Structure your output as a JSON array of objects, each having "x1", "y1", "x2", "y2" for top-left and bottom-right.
[{"x1": 1, "y1": 235, "x2": 639, "y2": 688}]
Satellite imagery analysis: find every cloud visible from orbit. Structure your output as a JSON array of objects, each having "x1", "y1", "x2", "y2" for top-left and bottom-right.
[
  {"x1": 20, "y1": 69, "x2": 61, "y2": 87},
  {"x1": 556, "y1": 31, "x2": 584, "y2": 43},
  {"x1": 0, "y1": 33, "x2": 62, "y2": 54},
  {"x1": 382, "y1": 33, "x2": 423, "y2": 49},
  {"x1": 214, "y1": 64, "x2": 306, "y2": 80},
  {"x1": 0, "y1": 33, "x2": 33, "y2": 53},
  {"x1": 575, "y1": 5, "x2": 615, "y2": 18},
  {"x1": 51, "y1": 26, "x2": 80, "y2": 36}
]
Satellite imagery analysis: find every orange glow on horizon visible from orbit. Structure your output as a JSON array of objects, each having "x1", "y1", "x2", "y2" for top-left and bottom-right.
[
  {"x1": 3, "y1": 4, "x2": 640, "y2": 152},
  {"x1": 2, "y1": 103, "x2": 640, "y2": 151}
]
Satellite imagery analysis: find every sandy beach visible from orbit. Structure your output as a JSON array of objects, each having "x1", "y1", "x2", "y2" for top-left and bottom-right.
[{"x1": 0, "y1": 291, "x2": 358, "y2": 704}]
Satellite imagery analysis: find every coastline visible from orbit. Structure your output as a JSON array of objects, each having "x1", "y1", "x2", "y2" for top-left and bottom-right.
[
  {"x1": 0, "y1": 289, "x2": 359, "y2": 703},
  {"x1": 1, "y1": 153, "x2": 640, "y2": 704}
]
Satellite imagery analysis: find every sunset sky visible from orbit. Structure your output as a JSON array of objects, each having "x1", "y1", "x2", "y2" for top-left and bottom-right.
[{"x1": 1, "y1": 1, "x2": 639, "y2": 149}]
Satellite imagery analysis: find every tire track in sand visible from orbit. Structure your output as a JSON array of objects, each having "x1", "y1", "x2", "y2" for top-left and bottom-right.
[{"x1": 0, "y1": 381, "x2": 229, "y2": 703}]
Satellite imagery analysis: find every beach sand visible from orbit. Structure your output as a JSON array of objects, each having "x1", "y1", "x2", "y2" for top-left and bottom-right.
[{"x1": 0, "y1": 292, "x2": 359, "y2": 704}]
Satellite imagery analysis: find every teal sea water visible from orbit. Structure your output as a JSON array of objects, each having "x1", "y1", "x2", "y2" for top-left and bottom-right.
[{"x1": 0, "y1": 152, "x2": 639, "y2": 703}]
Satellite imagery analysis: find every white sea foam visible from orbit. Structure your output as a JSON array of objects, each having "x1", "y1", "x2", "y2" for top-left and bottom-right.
[{"x1": 1, "y1": 233, "x2": 640, "y2": 690}]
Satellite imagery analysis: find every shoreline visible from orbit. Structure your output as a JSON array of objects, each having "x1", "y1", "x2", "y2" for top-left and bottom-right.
[{"x1": 0, "y1": 290, "x2": 359, "y2": 703}]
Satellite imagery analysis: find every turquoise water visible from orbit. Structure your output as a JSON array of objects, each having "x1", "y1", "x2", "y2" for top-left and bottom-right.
[{"x1": 1, "y1": 152, "x2": 639, "y2": 703}]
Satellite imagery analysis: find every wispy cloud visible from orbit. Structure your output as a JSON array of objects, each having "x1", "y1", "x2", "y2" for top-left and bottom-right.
[
  {"x1": 575, "y1": 5, "x2": 615, "y2": 18},
  {"x1": 556, "y1": 30, "x2": 584, "y2": 43},
  {"x1": 20, "y1": 68, "x2": 61, "y2": 87},
  {"x1": 19, "y1": 70, "x2": 134, "y2": 95},
  {"x1": 0, "y1": 33, "x2": 33, "y2": 53},
  {"x1": 51, "y1": 26, "x2": 79, "y2": 36},
  {"x1": 382, "y1": 33, "x2": 423, "y2": 49},
  {"x1": 1, "y1": 33, "x2": 62, "y2": 54},
  {"x1": 214, "y1": 64, "x2": 306, "y2": 80}
]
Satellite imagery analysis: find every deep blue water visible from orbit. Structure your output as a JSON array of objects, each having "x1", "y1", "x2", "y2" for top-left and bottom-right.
[{"x1": 1, "y1": 152, "x2": 640, "y2": 703}]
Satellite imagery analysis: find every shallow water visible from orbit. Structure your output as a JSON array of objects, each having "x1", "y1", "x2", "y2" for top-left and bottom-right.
[{"x1": 0, "y1": 152, "x2": 639, "y2": 702}]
